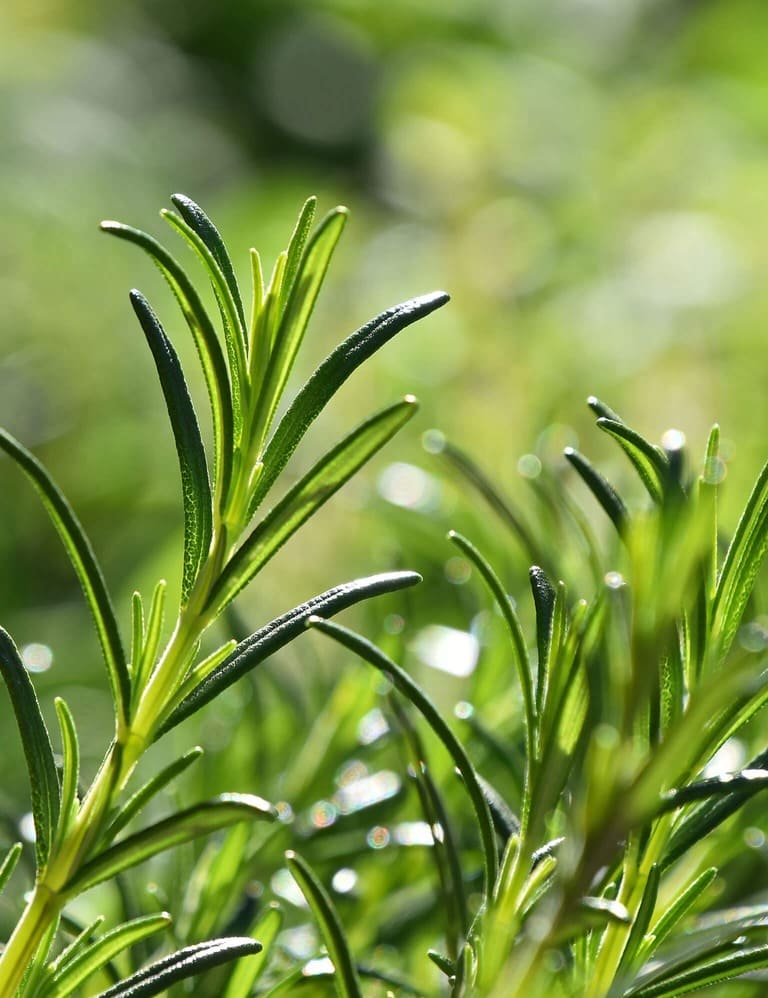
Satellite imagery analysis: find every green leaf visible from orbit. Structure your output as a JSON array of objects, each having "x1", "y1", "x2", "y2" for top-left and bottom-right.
[
  {"x1": 170, "y1": 193, "x2": 246, "y2": 332},
  {"x1": 157, "y1": 570, "x2": 421, "y2": 734},
  {"x1": 95, "y1": 938, "x2": 262, "y2": 998},
  {"x1": 103, "y1": 746, "x2": 204, "y2": 843},
  {"x1": 208, "y1": 397, "x2": 418, "y2": 615},
  {"x1": 129, "y1": 291, "x2": 213, "y2": 605},
  {"x1": 49, "y1": 913, "x2": 171, "y2": 998},
  {"x1": 587, "y1": 395, "x2": 623, "y2": 423},
  {"x1": 66, "y1": 794, "x2": 275, "y2": 896},
  {"x1": 0, "y1": 628, "x2": 60, "y2": 871},
  {"x1": 529, "y1": 566, "x2": 556, "y2": 717},
  {"x1": 640, "y1": 868, "x2": 717, "y2": 961},
  {"x1": 0, "y1": 842, "x2": 22, "y2": 896},
  {"x1": 663, "y1": 748, "x2": 768, "y2": 868},
  {"x1": 629, "y1": 944, "x2": 768, "y2": 997},
  {"x1": 161, "y1": 208, "x2": 248, "y2": 441},
  {"x1": 448, "y1": 531, "x2": 537, "y2": 772},
  {"x1": 711, "y1": 458, "x2": 768, "y2": 660},
  {"x1": 132, "y1": 580, "x2": 166, "y2": 702},
  {"x1": 427, "y1": 437, "x2": 544, "y2": 570},
  {"x1": 223, "y1": 904, "x2": 283, "y2": 998},
  {"x1": 615, "y1": 864, "x2": 661, "y2": 977},
  {"x1": 0, "y1": 430, "x2": 129, "y2": 719},
  {"x1": 285, "y1": 850, "x2": 362, "y2": 998},
  {"x1": 100, "y1": 221, "x2": 234, "y2": 504},
  {"x1": 308, "y1": 616, "x2": 499, "y2": 897},
  {"x1": 249, "y1": 207, "x2": 348, "y2": 453},
  {"x1": 54, "y1": 698, "x2": 80, "y2": 846},
  {"x1": 596, "y1": 418, "x2": 668, "y2": 505},
  {"x1": 278, "y1": 196, "x2": 318, "y2": 313},
  {"x1": 658, "y1": 769, "x2": 768, "y2": 814},
  {"x1": 564, "y1": 447, "x2": 628, "y2": 535},
  {"x1": 247, "y1": 291, "x2": 449, "y2": 520}
]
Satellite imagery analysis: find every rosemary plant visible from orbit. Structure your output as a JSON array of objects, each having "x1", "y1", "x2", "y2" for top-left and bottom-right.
[
  {"x1": 0, "y1": 194, "x2": 446, "y2": 995},
  {"x1": 304, "y1": 403, "x2": 768, "y2": 995}
]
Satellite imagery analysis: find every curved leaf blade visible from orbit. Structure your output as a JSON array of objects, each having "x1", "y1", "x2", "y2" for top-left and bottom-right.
[
  {"x1": 596, "y1": 417, "x2": 668, "y2": 505},
  {"x1": 564, "y1": 447, "x2": 628, "y2": 536},
  {"x1": 0, "y1": 842, "x2": 22, "y2": 897},
  {"x1": 711, "y1": 459, "x2": 768, "y2": 660},
  {"x1": 54, "y1": 698, "x2": 80, "y2": 846},
  {"x1": 50, "y1": 913, "x2": 171, "y2": 998},
  {"x1": 0, "y1": 430, "x2": 129, "y2": 717},
  {"x1": 103, "y1": 746, "x2": 204, "y2": 843},
  {"x1": 248, "y1": 291, "x2": 449, "y2": 519},
  {"x1": 66, "y1": 794, "x2": 275, "y2": 896},
  {"x1": 0, "y1": 628, "x2": 60, "y2": 870},
  {"x1": 308, "y1": 616, "x2": 499, "y2": 897},
  {"x1": 249, "y1": 207, "x2": 347, "y2": 453},
  {"x1": 285, "y1": 850, "x2": 362, "y2": 998},
  {"x1": 129, "y1": 291, "x2": 213, "y2": 605},
  {"x1": 157, "y1": 570, "x2": 421, "y2": 735},
  {"x1": 161, "y1": 209, "x2": 248, "y2": 441},
  {"x1": 100, "y1": 221, "x2": 234, "y2": 505},
  {"x1": 209, "y1": 397, "x2": 418, "y2": 615},
  {"x1": 95, "y1": 938, "x2": 262, "y2": 998},
  {"x1": 223, "y1": 904, "x2": 283, "y2": 998},
  {"x1": 170, "y1": 193, "x2": 246, "y2": 331}
]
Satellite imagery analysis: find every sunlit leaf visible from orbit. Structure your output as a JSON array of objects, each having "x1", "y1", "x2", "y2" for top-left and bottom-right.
[
  {"x1": 308, "y1": 616, "x2": 499, "y2": 896},
  {"x1": 95, "y1": 937, "x2": 262, "y2": 998},
  {"x1": 0, "y1": 430, "x2": 129, "y2": 718},
  {"x1": 0, "y1": 843, "x2": 22, "y2": 897},
  {"x1": 285, "y1": 849, "x2": 362, "y2": 998},
  {"x1": 564, "y1": 446, "x2": 628, "y2": 536},
  {"x1": 248, "y1": 291, "x2": 449, "y2": 519},
  {"x1": 209, "y1": 397, "x2": 418, "y2": 614},
  {"x1": 54, "y1": 698, "x2": 80, "y2": 845},
  {"x1": 223, "y1": 904, "x2": 283, "y2": 998},
  {"x1": 157, "y1": 570, "x2": 421, "y2": 734},
  {"x1": 49, "y1": 913, "x2": 171, "y2": 998},
  {"x1": 100, "y1": 220, "x2": 234, "y2": 503},
  {"x1": 129, "y1": 292, "x2": 213, "y2": 606},
  {"x1": 0, "y1": 628, "x2": 60, "y2": 871},
  {"x1": 67, "y1": 795, "x2": 275, "y2": 896}
]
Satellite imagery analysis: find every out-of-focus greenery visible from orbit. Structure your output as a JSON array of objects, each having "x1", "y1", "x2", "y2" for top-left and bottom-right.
[{"x1": 4, "y1": 0, "x2": 768, "y2": 989}]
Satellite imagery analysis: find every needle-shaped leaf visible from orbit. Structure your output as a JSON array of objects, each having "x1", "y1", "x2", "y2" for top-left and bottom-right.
[
  {"x1": 49, "y1": 913, "x2": 171, "y2": 998},
  {"x1": 628, "y1": 944, "x2": 768, "y2": 997},
  {"x1": 130, "y1": 292, "x2": 213, "y2": 605},
  {"x1": 639, "y1": 868, "x2": 717, "y2": 962},
  {"x1": 279, "y1": 196, "x2": 317, "y2": 312},
  {"x1": 161, "y1": 209, "x2": 248, "y2": 439},
  {"x1": 449, "y1": 531, "x2": 537, "y2": 770},
  {"x1": 66, "y1": 794, "x2": 275, "y2": 896},
  {"x1": 157, "y1": 570, "x2": 421, "y2": 734},
  {"x1": 0, "y1": 842, "x2": 22, "y2": 896},
  {"x1": 285, "y1": 850, "x2": 362, "y2": 998},
  {"x1": 565, "y1": 446, "x2": 628, "y2": 536},
  {"x1": 0, "y1": 430, "x2": 129, "y2": 718},
  {"x1": 587, "y1": 395, "x2": 624, "y2": 423},
  {"x1": 0, "y1": 628, "x2": 60, "y2": 871},
  {"x1": 658, "y1": 769, "x2": 768, "y2": 814},
  {"x1": 711, "y1": 458, "x2": 768, "y2": 660},
  {"x1": 530, "y1": 566, "x2": 556, "y2": 716},
  {"x1": 223, "y1": 904, "x2": 283, "y2": 998},
  {"x1": 596, "y1": 418, "x2": 668, "y2": 505},
  {"x1": 103, "y1": 746, "x2": 204, "y2": 843},
  {"x1": 95, "y1": 938, "x2": 263, "y2": 998},
  {"x1": 54, "y1": 698, "x2": 79, "y2": 845},
  {"x1": 247, "y1": 291, "x2": 449, "y2": 519},
  {"x1": 249, "y1": 207, "x2": 347, "y2": 452},
  {"x1": 171, "y1": 193, "x2": 246, "y2": 332},
  {"x1": 208, "y1": 397, "x2": 418, "y2": 615},
  {"x1": 427, "y1": 437, "x2": 544, "y2": 570},
  {"x1": 100, "y1": 221, "x2": 234, "y2": 504},
  {"x1": 308, "y1": 616, "x2": 499, "y2": 896}
]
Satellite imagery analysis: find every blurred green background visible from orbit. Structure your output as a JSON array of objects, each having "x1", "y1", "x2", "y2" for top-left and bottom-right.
[{"x1": 3, "y1": 0, "x2": 768, "y2": 969}]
